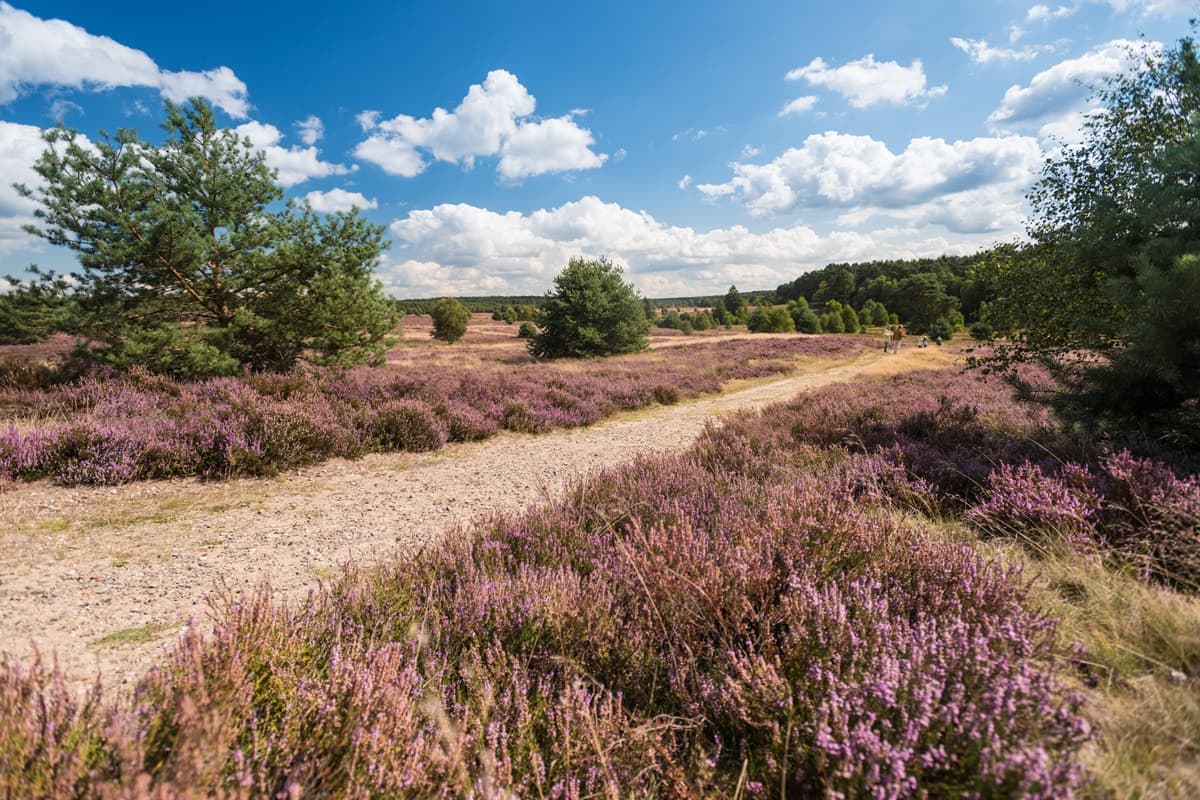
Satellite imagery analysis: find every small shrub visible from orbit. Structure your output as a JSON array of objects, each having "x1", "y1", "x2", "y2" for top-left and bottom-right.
[
  {"x1": 1094, "y1": 450, "x2": 1200, "y2": 589},
  {"x1": 928, "y1": 317, "x2": 956, "y2": 342},
  {"x1": 49, "y1": 424, "x2": 140, "y2": 485},
  {"x1": 966, "y1": 462, "x2": 1100, "y2": 546},
  {"x1": 652, "y1": 385, "x2": 680, "y2": 405},
  {"x1": 789, "y1": 300, "x2": 820, "y2": 333},
  {"x1": 517, "y1": 322, "x2": 536, "y2": 338},
  {"x1": 436, "y1": 401, "x2": 499, "y2": 442},
  {"x1": 369, "y1": 400, "x2": 447, "y2": 451},
  {"x1": 0, "y1": 655, "x2": 111, "y2": 798},
  {"x1": 430, "y1": 297, "x2": 471, "y2": 343},
  {"x1": 0, "y1": 425, "x2": 51, "y2": 481},
  {"x1": 840, "y1": 303, "x2": 860, "y2": 333},
  {"x1": 747, "y1": 306, "x2": 795, "y2": 333},
  {"x1": 502, "y1": 400, "x2": 542, "y2": 433},
  {"x1": 182, "y1": 413, "x2": 273, "y2": 479},
  {"x1": 970, "y1": 320, "x2": 995, "y2": 341},
  {"x1": 820, "y1": 311, "x2": 845, "y2": 333},
  {"x1": 260, "y1": 402, "x2": 365, "y2": 468}
]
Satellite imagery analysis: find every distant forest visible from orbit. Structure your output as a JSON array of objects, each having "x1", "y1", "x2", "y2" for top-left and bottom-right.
[
  {"x1": 649, "y1": 290, "x2": 776, "y2": 309},
  {"x1": 389, "y1": 254, "x2": 991, "y2": 318},
  {"x1": 773, "y1": 253, "x2": 993, "y2": 329},
  {"x1": 392, "y1": 296, "x2": 546, "y2": 315}
]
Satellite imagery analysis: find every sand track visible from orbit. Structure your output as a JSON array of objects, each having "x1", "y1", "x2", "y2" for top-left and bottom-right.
[{"x1": 0, "y1": 345, "x2": 954, "y2": 687}]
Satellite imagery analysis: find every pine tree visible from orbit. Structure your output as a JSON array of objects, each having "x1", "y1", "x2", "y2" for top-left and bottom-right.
[
  {"x1": 16, "y1": 99, "x2": 396, "y2": 375},
  {"x1": 529, "y1": 258, "x2": 650, "y2": 358},
  {"x1": 430, "y1": 297, "x2": 471, "y2": 343},
  {"x1": 723, "y1": 285, "x2": 749, "y2": 323}
]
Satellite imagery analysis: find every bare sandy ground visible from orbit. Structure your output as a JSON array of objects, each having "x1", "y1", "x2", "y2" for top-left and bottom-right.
[{"x1": 0, "y1": 345, "x2": 957, "y2": 688}]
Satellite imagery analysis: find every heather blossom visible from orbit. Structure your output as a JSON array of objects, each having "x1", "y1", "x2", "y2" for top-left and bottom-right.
[
  {"x1": 0, "y1": 336, "x2": 871, "y2": 486},
  {"x1": 0, "y1": 361, "x2": 1095, "y2": 797}
]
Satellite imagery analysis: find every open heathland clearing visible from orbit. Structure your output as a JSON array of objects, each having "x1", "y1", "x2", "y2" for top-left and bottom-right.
[
  {"x1": 1, "y1": 326, "x2": 903, "y2": 684},
  {"x1": 1, "y1": 319, "x2": 873, "y2": 486},
  {"x1": 1, "y1": 330, "x2": 1198, "y2": 797}
]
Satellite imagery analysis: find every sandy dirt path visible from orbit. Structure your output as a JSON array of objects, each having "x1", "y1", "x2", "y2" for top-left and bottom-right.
[{"x1": 0, "y1": 345, "x2": 957, "y2": 687}]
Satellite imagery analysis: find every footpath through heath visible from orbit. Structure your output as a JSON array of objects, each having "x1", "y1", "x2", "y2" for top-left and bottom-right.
[{"x1": 0, "y1": 345, "x2": 955, "y2": 687}]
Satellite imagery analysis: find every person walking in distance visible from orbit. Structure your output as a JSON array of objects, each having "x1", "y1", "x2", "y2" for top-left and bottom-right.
[
  {"x1": 882, "y1": 325, "x2": 892, "y2": 352},
  {"x1": 891, "y1": 324, "x2": 904, "y2": 353}
]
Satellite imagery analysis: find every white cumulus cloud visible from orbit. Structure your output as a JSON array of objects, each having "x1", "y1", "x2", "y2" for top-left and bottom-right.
[
  {"x1": 157, "y1": 67, "x2": 249, "y2": 118},
  {"x1": 1026, "y1": 4, "x2": 1078, "y2": 21},
  {"x1": 353, "y1": 70, "x2": 606, "y2": 180},
  {"x1": 0, "y1": 2, "x2": 249, "y2": 117},
  {"x1": 294, "y1": 115, "x2": 324, "y2": 146},
  {"x1": 234, "y1": 120, "x2": 353, "y2": 187},
  {"x1": 695, "y1": 131, "x2": 1042, "y2": 234},
  {"x1": 381, "y1": 195, "x2": 992, "y2": 297},
  {"x1": 950, "y1": 37, "x2": 1053, "y2": 63},
  {"x1": 0, "y1": 120, "x2": 47, "y2": 216},
  {"x1": 988, "y1": 39, "x2": 1160, "y2": 141},
  {"x1": 0, "y1": 119, "x2": 97, "y2": 257},
  {"x1": 303, "y1": 188, "x2": 377, "y2": 214},
  {"x1": 786, "y1": 54, "x2": 947, "y2": 108},
  {"x1": 779, "y1": 95, "x2": 819, "y2": 116},
  {"x1": 498, "y1": 115, "x2": 607, "y2": 181}
]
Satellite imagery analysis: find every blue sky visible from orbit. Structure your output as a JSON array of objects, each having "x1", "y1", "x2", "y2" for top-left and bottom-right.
[{"x1": 0, "y1": 1, "x2": 1193, "y2": 297}]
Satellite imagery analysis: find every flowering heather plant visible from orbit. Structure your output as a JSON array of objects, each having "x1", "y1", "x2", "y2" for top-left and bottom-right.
[
  {"x1": 694, "y1": 368, "x2": 1069, "y2": 511},
  {"x1": 48, "y1": 423, "x2": 141, "y2": 485},
  {"x1": 966, "y1": 462, "x2": 1101, "y2": 546},
  {"x1": 0, "y1": 367, "x2": 1092, "y2": 796},
  {"x1": 701, "y1": 363, "x2": 1200, "y2": 589},
  {"x1": 0, "y1": 336, "x2": 872, "y2": 486},
  {"x1": 0, "y1": 424, "x2": 51, "y2": 483},
  {"x1": 368, "y1": 399, "x2": 448, "y2": 451},
  {"x1": 0, "y1": 654, "x2": 112, "y2": 798},
  {"x1": 957, "y1": 450, "x2": 1200, "y2": 587},
  {"x1": 1090, "y1": 450, "x2": 1200, "y2": 589}
]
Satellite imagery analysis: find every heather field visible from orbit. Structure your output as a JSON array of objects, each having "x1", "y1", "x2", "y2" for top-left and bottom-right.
[
  {"x1": 3, "y1": 353, "x2": 1198, "y2": 798},
  {"x1": 0, "y1": 319, "x2": 871, "y2": 487},
  {"x1": 3, "y1": 4, "x2": 1197, "y2": 795}
]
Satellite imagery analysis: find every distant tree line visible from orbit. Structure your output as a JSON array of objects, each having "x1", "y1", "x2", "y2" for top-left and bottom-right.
[
  {"x1": 0, "y1": 276, "x2": 77, "y2": 344},
  {"x1": 651, "y1": 286, "x2": 751, "y2": 334},
  {"x1": 774, "y1": 254, "x2": 993, "y2": 336},
  {"x1": 392, "y1": 296, "x2": 544, "y2": 315},
  {"x1": 648, "y1": 289, "x2": 775, "y2": 311},
  {"x1": 490, "y1": 304, "x2": 538, "y2": 324}
]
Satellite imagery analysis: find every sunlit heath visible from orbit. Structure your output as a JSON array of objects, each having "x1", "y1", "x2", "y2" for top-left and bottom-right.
[{"x1": 2, "y1": 2, "x2": 1199, "y2": 797}]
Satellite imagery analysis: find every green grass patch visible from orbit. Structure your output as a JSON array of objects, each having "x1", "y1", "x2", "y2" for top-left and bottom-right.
[{"x1": 90, "y1": 623, "x2": 165, "y2": 649}]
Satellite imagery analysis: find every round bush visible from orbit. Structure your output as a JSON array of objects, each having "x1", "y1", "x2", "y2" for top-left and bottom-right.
[
  {"x1": 969, "y1": 321, "x2": 995, "y2": 341},
  {"x1": 927, "y1": 317, "x2": 956, "y2": 342},
  {"x1": 749, "y1": 306, "x2": 796, "y2": 333},
  {"x1": 430, "y1": 297, "x2": 471, "y2": 344},
  {"x1": 369, "y1": 400, "x2": 448, "y2": 451}
]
